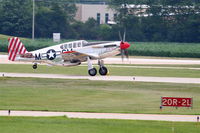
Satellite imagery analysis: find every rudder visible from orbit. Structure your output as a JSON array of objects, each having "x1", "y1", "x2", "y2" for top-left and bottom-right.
[{"x1": 8, "y1": 37, "x2": 28, "y2": 61}]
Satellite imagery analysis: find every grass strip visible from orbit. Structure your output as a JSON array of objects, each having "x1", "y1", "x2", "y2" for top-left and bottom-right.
[
  {"x1": 0, "y1": 117, "x2": 199, "y2": 133},
  {"x1": 0, "y1": 77, "x2": 200, "y2": 115}
]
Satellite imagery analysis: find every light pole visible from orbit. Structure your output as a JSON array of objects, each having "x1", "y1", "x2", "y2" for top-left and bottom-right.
[{"x1": 32, "y1": 0, "x2": 35, "y2": 40}]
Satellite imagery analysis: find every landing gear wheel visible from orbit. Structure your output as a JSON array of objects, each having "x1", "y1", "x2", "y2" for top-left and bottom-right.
[
  {"x1": 32, "y1": 64, "x2": 37, "y2": 69},
  {"x1": 88, "y1": 68, "x2": 97, "y2": 76},
  {"x1": 99, "y1": 66, "x2": 108, "y2": 76}
]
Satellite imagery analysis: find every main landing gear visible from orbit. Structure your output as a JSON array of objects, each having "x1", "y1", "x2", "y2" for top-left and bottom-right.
[
  {"x1": 88, "y1": 68, "x2": 97, "y2": 76},
  {"x1": 87, "y1": 57, "x2": 108, "y2": 76},
  {"x1": 98, "y1": 60, "x2": 108, "y2": 76},
  {"x1": 32, "y1": 63, "x2": 37, "y2": 69}
]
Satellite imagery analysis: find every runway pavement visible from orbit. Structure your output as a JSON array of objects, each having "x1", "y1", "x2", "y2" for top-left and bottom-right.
[
  {"x1": 1, "y1": 72, "x2": 200, "y2": 84},
  {"x1": 105, "y1": 57, "x2": 200, "y2": 65},
  {"x1": 1, "y1": 55, "x2": 200, "y2": 65},
  {"x1": 0, "y1": 110, "x2": 199, "y2": 122}
]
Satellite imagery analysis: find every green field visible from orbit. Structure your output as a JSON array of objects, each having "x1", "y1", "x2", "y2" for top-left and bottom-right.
[
  {"x1": 1, "y1": 34, "x2": 200, "y2": 58},
  {"x1": 0, "y1": 77, "x2": 199, "y2": 115},
  {"x1": 1, "y1": 64, "x2": 200, "y2": 78},
  {"x1": 129, "y1": 42, "x2": 200, "y2": 58},
  {"x1": 0, "y1": 117, "x2": 199, "y2": 133}
]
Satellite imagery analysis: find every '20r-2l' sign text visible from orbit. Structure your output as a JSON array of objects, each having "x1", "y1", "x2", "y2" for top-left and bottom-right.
[{"x1": 161, "y1": 97, "x2": 192, "y2": 107}]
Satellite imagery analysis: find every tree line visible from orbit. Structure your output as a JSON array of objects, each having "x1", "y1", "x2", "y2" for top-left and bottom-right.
[{"x1": 0, "y1": 0, "x2": 199, "y2": 42}]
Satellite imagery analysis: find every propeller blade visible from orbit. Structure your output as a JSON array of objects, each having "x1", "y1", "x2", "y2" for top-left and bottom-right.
[
  {"x1": 119, "y1": 31, "x2": 122, "y2": 42},
  {"x1": 125, "y1": 49, "x2": 129, "y2": 59},
  {"x1": 121, "y1": 49, "x2": 125, "y2": 61},
  {"x1": 123, "y1": 28, "x2": 126, "y2": 42}
]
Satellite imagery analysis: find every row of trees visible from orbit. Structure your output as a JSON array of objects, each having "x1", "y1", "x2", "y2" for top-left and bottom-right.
[
  {"x1": 0, "y1": 0, "x2": 199, "y2": 42},
  {"x1": 0, "y1": 0, "x2": 77, "y2": 38},
  {"x1": 109, "y1": 0, "x2": 200, "y2": 42}
]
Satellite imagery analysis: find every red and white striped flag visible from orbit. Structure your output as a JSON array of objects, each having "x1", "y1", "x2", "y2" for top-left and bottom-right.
[{"x1": 8, "y1": 37, "x2": 27, "y2": 61}]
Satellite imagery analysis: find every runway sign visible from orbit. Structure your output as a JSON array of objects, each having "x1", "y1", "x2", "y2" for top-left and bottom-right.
[{"x1": 161, "y1": 97, "x2": 192, "y2": 107}]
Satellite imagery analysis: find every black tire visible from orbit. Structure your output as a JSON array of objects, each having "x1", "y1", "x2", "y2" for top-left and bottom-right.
[
  {"x1": 99, "y1": 66, "x2": 108, "y2": 76},
  {"x1": 32, "y1": 64, "x2": 37, "y2": 69},
  {"x1": 88, "y1": 68, "x2": 97, "y2": 76}
]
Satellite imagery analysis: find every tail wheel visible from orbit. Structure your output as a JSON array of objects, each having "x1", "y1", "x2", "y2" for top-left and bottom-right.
[
  {"x1": 88, "y1": 68, "x2": 97, "y2": 76},
  {"x1": 99, "y1": 66, "x2": 108, "y2": 76},
  {"x1": 32, "y1": 64, "x2": 37, "y2": 69}
]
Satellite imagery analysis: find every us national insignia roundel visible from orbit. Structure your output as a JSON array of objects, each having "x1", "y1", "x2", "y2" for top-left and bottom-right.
[{"x1": 46, "y1": 49, "x2": 56, "y2": 60}]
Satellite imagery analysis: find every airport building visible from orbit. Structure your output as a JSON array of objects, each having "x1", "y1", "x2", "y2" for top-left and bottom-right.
[
  {"x1": 74, "y1": 3, "x2": 197, "y2": 24},
  {"x1": 75, "y1": 4, "x2": 117, "y2": 24},
  {"x1": 74, "y1": 4, "x2": 149, "y2": 24}
]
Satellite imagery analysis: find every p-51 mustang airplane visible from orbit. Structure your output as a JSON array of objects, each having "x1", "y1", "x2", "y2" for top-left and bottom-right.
[{"x1": 8, "y1": 37, "x2": 130, "y2": 76}]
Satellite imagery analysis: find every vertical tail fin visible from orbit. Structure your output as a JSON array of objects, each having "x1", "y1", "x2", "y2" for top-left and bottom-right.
[{"x1": 8, "y1": 37, "x2": 28, "y2": 61}]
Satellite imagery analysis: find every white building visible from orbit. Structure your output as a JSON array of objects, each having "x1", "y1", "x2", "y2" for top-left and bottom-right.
[
  {"x1": 75, "y1": 4, "x2": 117, "y2": 24},
  {"x1": 75, "y1": 4, "x2": 199, "y2": 24}
]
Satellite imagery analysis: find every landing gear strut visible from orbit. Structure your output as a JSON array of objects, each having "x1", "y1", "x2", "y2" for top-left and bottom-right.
[
  {"x1": 32, "y1": 63, "x2": 37, "y2": 69},
  {"x1": 87, "y1": 57, "x2": 108, "y2": 76},
  {"x1": 98, "y1": 60, "x2": 108, "y2": 76},
  {"x1": 87, "y1": 57, "x2": 97, "y2": 76}
]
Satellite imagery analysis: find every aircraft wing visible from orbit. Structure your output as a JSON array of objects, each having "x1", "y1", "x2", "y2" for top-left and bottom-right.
[{"x1": 61, "y1": 49, "x2": 99, "y2": 62}]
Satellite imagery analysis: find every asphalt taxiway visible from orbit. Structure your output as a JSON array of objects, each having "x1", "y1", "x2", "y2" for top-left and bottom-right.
[
  {"x1": 0, "y1": 110, "x2": 199, "y2": 122},
  {"x1": 1, "y1": 72, "x2": 200, "y2": 84},
  {"x1": 1, "y1": 55, "x2": 200, "y2": 65}
]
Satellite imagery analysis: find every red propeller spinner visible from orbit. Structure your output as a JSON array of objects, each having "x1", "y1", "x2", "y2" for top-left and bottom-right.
[
  {"x1": 120, "y1": 42, "x2": 130, "y2": 50},
  {"x1": 118, "y1": 30, "x2": 131, "y2": 60}
]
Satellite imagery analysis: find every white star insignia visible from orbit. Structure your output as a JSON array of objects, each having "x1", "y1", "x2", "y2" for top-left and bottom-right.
[{"x1": 48, "y1": 50, "x2": 55, "y2": 58}]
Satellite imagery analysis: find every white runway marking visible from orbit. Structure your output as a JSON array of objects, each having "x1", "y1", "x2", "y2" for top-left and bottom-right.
[
  {"x1": 0, "y1": 72, "x2": 200, "y2": 84},
  {"x1": 105, "y1": 58, "x2": 200, "y2": 65},
  {"x1": 0, "y1": 110, "x2": 199, "y2": 122}
]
